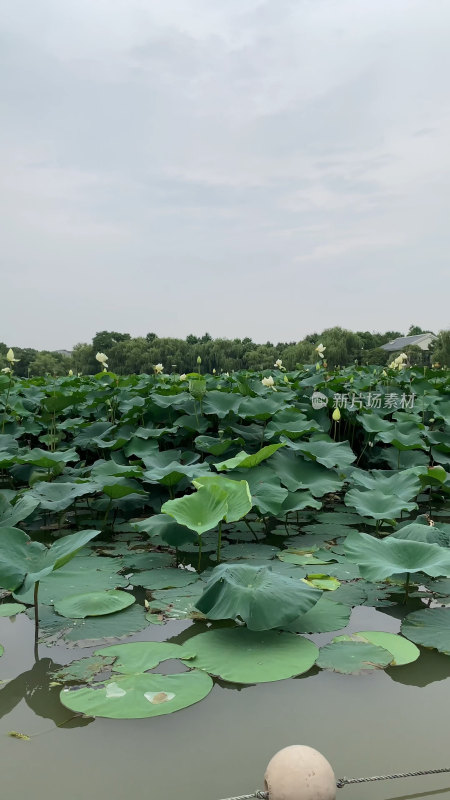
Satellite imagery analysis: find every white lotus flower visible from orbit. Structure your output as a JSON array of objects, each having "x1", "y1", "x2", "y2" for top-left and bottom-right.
[
  {"x1": 261, "y1": 376, "x2": 275, "y2": 388},
  {"x1": 6, "y1": 348, "x2": 19, "y2": 364},
  {"x1": 153, "y1": 363, "x2": 164, "y2": 374},
  {"x1": 68, "y1": 369, "x2": 73, "y2": 376},
  {"x1": 274, "y1": 359, "x2": 283, "y2": 369},
  {"x1": 95, "y1": 352, "x2": 108, "y2": 370},
  {"x1": 179, "y1": 373, "x2": 187, "y2": 381},
  {"x1": 315, "y1": 343, "x2": 326, "y2": 358},
  {"x1": 1, "y1": 367, "x2": 12, "y2": 374}
]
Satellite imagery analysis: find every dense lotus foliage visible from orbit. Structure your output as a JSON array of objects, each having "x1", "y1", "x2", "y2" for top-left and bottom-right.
[{"x1": 0, "y1": 361, "x2": 449, "y2": 719}]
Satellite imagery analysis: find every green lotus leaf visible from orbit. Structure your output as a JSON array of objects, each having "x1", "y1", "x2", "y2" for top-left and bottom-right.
[
  {"x1": 182, "y1": 628, "x2": 318, "y2": 683},
  {"x1": 376, "y1": 422, "x2": 426, "y2": 450},
  {"x1": 316, "y1": 640, "x2": 394, "y2": 673},
  {"x1": 250, "y1": 482, "x2": 289, "y2": 515},
  {"x1": 135, "y1": 514, "x2": 197, "y2": 548},
  {"x1": 343, "y1": 531, "x2": 450, "y2": 581},
  {"x1": 148, "y1": 584, "x2": 206, "y2": 620},
  {"x1": 0, "y1": 527, "x2": 100, "y2": 593},
  {"x1": 63, "y1": 604, "x2": 149, "y2": 646},
  {"x1": 238, "y1": 395, "x2": 288, "y2": 420},
  {"x1": 290, "y1": 439, "x2": 356, "y2": 469},
  {"x1": 15, "y1": 555, "x2": 127, "y2": 606},
  {"x1": 0, "y1": 602, "x2": 26, "y2": 617},
  {"x1": 214, "y1": 443, "x2": 285, "y2": 472},
  {"x1": 303, "y1": 575, "x2": 340, "y2": 591},
  {"x1": 214, "y1": 543, "x2": 279, "y2": 561},
  {"x1": 390, "y1": 522, "x2": 450, "y2": 546},
  {"x1": 194, "y1": 435, "x2": 237, "y2": 456},
  {"x1": 280, "y1": 491, "x2": 322, "y2": 513},
  {"x1": 129, "y1": 568, "x2": 199, "y2": 590},
  {"x1": 194, "y1": 563, "x2": 321, "y2": 630},
  {"x1": 18, "y1": 447, "x2": 79, "y2": 468},
  {"x1": 192, "y1": 476, "x2": 252, "y2": 522},
  {"x1": 265, "y1": 411, "x2": 321, "y2": 440},
  {"x1": 202, "y1": 391, "x2": 242, "y2": 418},
  {"x1": 60, "y1": 670, "x2": 213, "y2": 718},
  {"x1": 101, "y1": 478, "x2": 146, "y2": 499},
  {"x1": 161, "y1": 484, "x2": 228, "y2": 534},
  {"x1": 356, "y1": 414, "x2": 394, "y2": 434},
  {"x1": 54, "y1": 590, "x2": 135, "y2": 619},
  {"x1": 401, "y1": 608, "x2": 450, "y2": 655},
  {"x1": 344, "y1": 488, "x2": 418, "y2": 520},
  {"x1": 95, "y1": 641, "x2": 183, "y2": 673},
  {"x1": 270, "y1": 450, "x2": 342, "y2": 496},
  {"x1": 29, "y1": 481, "x2": 97, "y2": 512},
  {"x1": 52, "y1": 654, "x2": 116, "y2": 683},
  {"x1": 283, "y1": 596, "x2": 351, "y2": 633},
  {"x1": 0, "y1": 494, "x2": 39, "y2": 526},
  {"x1": 333, "y1": 631, "x2": 420, "y2": 666},
  {"x1": 350, "y1": 469, "x2": 421, "y2": 501}
]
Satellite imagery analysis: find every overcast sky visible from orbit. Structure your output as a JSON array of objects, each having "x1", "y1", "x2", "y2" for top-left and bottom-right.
[{"x1": 2, "y1": 0, "x2": 450, "y2": 350}]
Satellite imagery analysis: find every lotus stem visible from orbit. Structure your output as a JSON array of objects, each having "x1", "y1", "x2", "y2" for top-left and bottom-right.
[
  {"x1": 244, "y1": 519, "x2": 259, "y2": 542},
  {"x1": 404, "y1": 572, "x2": 411, "y2": 604},
  {"x1": 197, "y1": 534, "x2": 202, "y2": 572},
  {"x1": 34, "y1": 581, "x2": 40, "y2": 658},
  {"x1": 216, "y1": 521, "x2": 222, "y2": 563}
]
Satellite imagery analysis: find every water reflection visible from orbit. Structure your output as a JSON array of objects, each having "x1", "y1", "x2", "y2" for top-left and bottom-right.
[
  {"x1": 386, "y1": 647, "x2": 450, "y2": 688},
  {"x1": 384, "y1": 788, "x2": 450, "y2": 800},
  {"x1": 0, "y1": 657, "x2": 92, "y2": 729}
]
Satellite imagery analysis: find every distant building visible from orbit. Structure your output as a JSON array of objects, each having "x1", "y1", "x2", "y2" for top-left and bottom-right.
[
  {"x1": 381, "y1": 333, "x2": 437, "y2": 352},
  {"x1": 54, "y1": 349, "x2": 73, "y2": 357}
]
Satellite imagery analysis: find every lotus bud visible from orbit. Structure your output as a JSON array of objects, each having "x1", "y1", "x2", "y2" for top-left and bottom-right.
[
  {"x1": 332, "y1": 408, "x2": 341, "y2": 422},
  {"x1": 6, "y1": 348, "x2": 19, "y2": 364}
]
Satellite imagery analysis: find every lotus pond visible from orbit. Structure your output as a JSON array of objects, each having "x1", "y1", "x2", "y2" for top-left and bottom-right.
[{"x1": 0, "y1": 363, "x2": 449, "y2": 799}]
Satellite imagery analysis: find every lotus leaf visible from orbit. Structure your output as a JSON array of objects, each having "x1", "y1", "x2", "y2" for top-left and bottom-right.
[
  {"x1": 194, "y1": 563, "x2": 321, "y2": 630},
  {"x1": 344, "y1": 488, "x2": 418, "y2": 520},
  {"x1": 401, "y1": 608, "x2": 450, "y2": 654},
  {"x1": 182, "y1": 628, "x2": 318, "y2": 683},
  {"x1": 316, "y1": 640, "x2": 394, "y2": 673},
  {"x1": 54, "y1": 590, "x2": 135, "y2": 619},
  {"x1": 161, "y1": 484, "x2": 228, "y2": 534},
  {"x1": 60, "y1": 670, "x2": 213, "y2": 718},
  {"x1": 343, "y1": 531, "x2": 450, "y2": 581},
  {"x1": 334, "y1": 631, "x2": 419, "y2": 665}
]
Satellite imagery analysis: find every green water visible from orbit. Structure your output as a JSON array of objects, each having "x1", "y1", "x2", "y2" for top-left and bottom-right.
[{"x1": 1, "y1": 605, "x2": 450, "y2": 800}]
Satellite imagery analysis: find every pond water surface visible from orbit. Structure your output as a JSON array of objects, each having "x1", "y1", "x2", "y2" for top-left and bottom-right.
[{"x1": 1, "y1": 604, "x2": 450, "y2": 800}]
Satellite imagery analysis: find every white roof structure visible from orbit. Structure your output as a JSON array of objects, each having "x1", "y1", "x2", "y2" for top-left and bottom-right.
[{"x1": 381, "y1": 333, "x2": 437, "y2": 352}]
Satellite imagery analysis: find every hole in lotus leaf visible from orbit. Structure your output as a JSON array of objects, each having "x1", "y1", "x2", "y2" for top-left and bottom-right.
[
  {"x1": 144, "y1": 691, "x2": 175, "y2": 704},
  {"x1": 59, "y1": 671, "x2": 213, "y2": 718},
  {"x1": 106, "y1": 682, "x2": 127, "y2": 698},
  {"x1": 181, "y1": 628, "x2": 318, "y2": 683}
]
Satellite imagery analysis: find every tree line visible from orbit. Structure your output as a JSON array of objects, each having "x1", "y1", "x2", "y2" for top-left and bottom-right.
[{"x1": 1, "y1": 325, "x2": 448, "y2": 376}]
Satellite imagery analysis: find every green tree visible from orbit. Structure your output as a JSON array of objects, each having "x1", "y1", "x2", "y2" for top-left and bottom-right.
[
  {"x1": 92, "y1": 331, "x2": 131, "y2": 352},
  {"x1": 431, "y1": 330, "x2": 450, "y2": 367}
]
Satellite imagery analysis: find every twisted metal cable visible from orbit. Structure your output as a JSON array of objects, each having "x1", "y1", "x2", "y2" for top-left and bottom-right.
[
  {"x1": 219, "y1": 766, "x2": 450, "y2": 799},
  {"x1": 336, "y1": 767, "x2": 450, "y2": 788}
]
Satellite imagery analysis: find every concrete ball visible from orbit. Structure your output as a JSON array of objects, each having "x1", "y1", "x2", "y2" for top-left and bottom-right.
[{"x1": 264, "y1": 745, "x2": 336, "y2": 800}]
